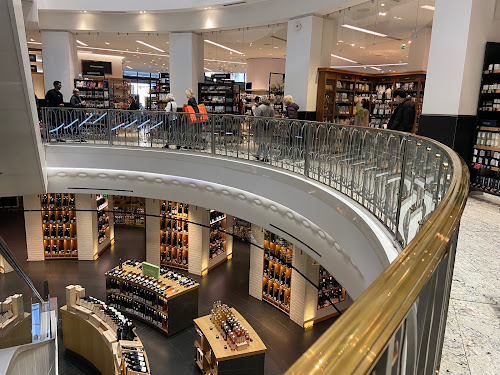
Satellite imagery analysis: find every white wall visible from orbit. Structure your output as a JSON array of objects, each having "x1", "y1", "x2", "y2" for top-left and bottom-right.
[
  {"x1": 77, "y1": 52, "x2": 125, "y2": 79},
  {"x1": 246, "y1": 58, "x2": 285, "y2": 91}
]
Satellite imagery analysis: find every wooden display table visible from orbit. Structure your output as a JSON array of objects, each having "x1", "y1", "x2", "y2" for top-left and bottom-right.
[
  {"x1": 0, "y1": 294, "x2": 31, "y2": 349},
  {"x1": 106, "y1": 261, "x2": 199, "y2": 336},
  {"x1": 194, "y1": 308, "x2": 267, "y2": 375}
]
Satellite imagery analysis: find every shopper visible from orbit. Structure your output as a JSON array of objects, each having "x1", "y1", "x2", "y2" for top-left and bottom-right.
[
  {"x1": 354, "y1": 97, "x2": 369, "y2": 127},
  {"x1": 255, "y1": 96, "x2": 275, "y2": 118},
  {"x1": 254, "y1": 96, "x2": 275, "y2": 162},
  {"x1": 164, "y1": 93, "x2": 179, "y2": 149},
  {"x1": 70, "y1": 89, "x2": 86, "y2": 108},
  {"x1": 283, "y1": 95, "x2": 299, "y2": 119},
  {"x1": 45, "y1": 80, "x2": 64, "y2": 107},
  {"x1": 251, "y1": 96, "x2": 261, "y2": 116},
  {"x1": 185, "y1": 89, "x2": 199, "y2": 113},
  {"x1": 128, "y1": 95, "x2": 139, "y2": 110},
  {"x1": 387, "y1": 89, "x2": 416, "y2": 132}
]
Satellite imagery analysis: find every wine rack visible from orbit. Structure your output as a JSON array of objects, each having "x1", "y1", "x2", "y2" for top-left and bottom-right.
[
  {"x1": 317, "y1": 266, "x2": 346, "y2": 310},
  {"x1": 262, "y1": 230, "x2": 292, "y2": 315},
  {"x1": 160, "y1": 200, "x2": 189, "y2": 270},
  {"x1": 209, "y1": 210, "x2": 226, "y2": 260},
  {"x1": 113, "y1": 196, "x2": 145, "y2": 227},
  {"x1": 96, "y1": 194, "x2": 110, "y2": 246},
  {"x1": 41, "y1": 193, "x2": 78, "y2": 259},
  {"x1": 105, "y1": 260, "x2": 199, "y2": 336}
]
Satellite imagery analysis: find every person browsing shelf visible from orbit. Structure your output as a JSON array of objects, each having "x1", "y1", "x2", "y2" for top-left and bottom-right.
[
  {"x1": 164, "y1": 93, "x2": 178, "y2": 113},
  {"x1": 251, "y1": 96, "x2": 261, "y2": 116},
  {"x1": 128, "y1": 95, "x2": 139, "y2": 110},
  {"x1": 354, "y1": 97, "x2": 369, "y2": 127},
  {"x1": 70, "y1": 89, "x2": 86, "y2": 108},
  {"x1": 387, "y1": 89, "x2": 416, "y2": 133},
  {"x1": 283, "y1": 95, "x2": 299, "y2": 119},
  {"x1": 45, "y1": 80, "x2": 64, "y2": 107},
  {"x1": 185, "y1": 89, "x2": 199, "y2": 113}
]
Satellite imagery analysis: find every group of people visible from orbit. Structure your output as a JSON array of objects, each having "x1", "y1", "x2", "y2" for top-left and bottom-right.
[
  {"x1": 354, "y1": 89, "x2": 416, "y2": 132},
  {"x1": 250, "y1": 95, "x2": 299, "y2": 119}
]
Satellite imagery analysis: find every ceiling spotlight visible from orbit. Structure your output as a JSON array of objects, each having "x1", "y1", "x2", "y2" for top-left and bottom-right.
[
  {"x1": 378, "y1": 12, "x2": 387, "y2": 16},
  {"x1": 381, "y1": 3, "x2": 385, "y2": 6},
  {"x1": 394, "y1": 16, "x2": 403, "y2": 20},
  {"x1": 105, "y1": 42, "x2": 110, "y2": 45},
  {"x1": 408, "y1": 40, "x2": 412, "y2": 44},
  {"x1": 30, "y1": 38, "x2": 34, "y2": 41},
  {"x1": 126, "y1": 65, "x2": 132, "y2": 69},
  {"x1": 76, "y1": 40, "x2": 88, "y2": 46}
]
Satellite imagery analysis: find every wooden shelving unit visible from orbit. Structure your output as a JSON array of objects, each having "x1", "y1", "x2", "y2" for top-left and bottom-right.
[
  {"x1": 41, "y1": 193, "x2": 78, "y2": 259},
  {"x1": 96, "y1": 194, "x2": 110, "y2": 249},
  {"x1": 199, "y1": 82, "x2": 236, "y2": 114},
  {"x1": 262, "y1": 230, "x2": 292, "y2": 315},
  {"x1": 209, "y1": 210, "x2": 226, "y2": 261},
  {"x1": 108, "y1": 78, "x2": 131, "y2": 109},
  {"x1": 194, "y1": 307, "x2": 267, "y2": 375},
  {"x1": 316, "y1": 69, "x2": 426, "y2": 132},
  {"x1": 317, "y1": 266, "x2": 346, "y2": 310},
  {"x1": 105, "y1": 260, "x2": 199, "y2": 336},
  {"x1": 113, "y1": 196, "x2": 145, "y2": 227},
  {"x1": 471, "y1": 42, "x2": 500, "y2": 194},
  {"x1": 74, "y1": 79, "x2": 110, "y2": 108},
  {"x1": 160, "y1": 200, "x2": 189, "y2": 270}
]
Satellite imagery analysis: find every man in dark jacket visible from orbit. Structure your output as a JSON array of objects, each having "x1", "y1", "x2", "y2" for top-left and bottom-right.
[
  {"x1": 45, "y1": 80, "x2": 64, "y2": 107},
  {"x1": 387, "y1": 89, "x2": 416, "y2": 132}
]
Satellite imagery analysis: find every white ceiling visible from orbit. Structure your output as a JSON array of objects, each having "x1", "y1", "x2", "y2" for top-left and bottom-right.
[{"x1": 26, "y1": 0, "x2": 435, "y2": 75}]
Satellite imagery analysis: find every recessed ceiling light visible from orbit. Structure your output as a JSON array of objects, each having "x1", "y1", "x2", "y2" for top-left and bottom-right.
[
  {"x1": 204, "y1": 58, "x2": 246, "y2": 65},
  {"x1": 350, "y1": 43, "x2": 355, "y2": 47},
  {"x1": 76, "y1": 40, "x2": 88, "y2": 46},
  {"x1": 420, "y1": 5, "x2": 435, "y2": 10},
  {"x1": 204, "y1": 40, "x2": 244, "y2": 55},
  {"x1": 342, "y1": 24, "x2": 387, "y2": 37},
  {"x1": 394, "y1": 16, "x2": 403, "y2": 20},
  {"x1": 30, "y1": 38, "x2": 34, "y2": 41},
  {"x1": 408, "y1": 40, "x2": 412, "y2": 44},
  {"x1": 83, "y1": 10, "x2": 87, "y2": 13},
  {"x1": 370, "y1": 66, "x2": 382, "y2": 71},
  {"x1": 331, "y1": 54, "x2": 358, "y2": 64},
  {"x1": 378, "y1": 12, "x2": 387, "y2": 16},
  {"x1": 136, "y1": 40, "x2": 165, "y2": 52},
  {"x1": 274, "y1": 46, "x2": 278, "y2": 49},
  {"x1": 105, "y1": 42, "x2": 110, "y2": 45},
  {"x1": 28, "y1": 41, "x2": 42, "y2": 45},
  {"x1": 126, "y1": 65, "x2": 132, "y2": 69},
  {"x1": 381, "y1": 3, "x2": 385, "y2": 6}
]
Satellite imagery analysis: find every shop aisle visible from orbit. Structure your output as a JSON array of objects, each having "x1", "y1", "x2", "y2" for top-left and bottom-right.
[
  {"x1": 0, "y1": 212, "x2": 335, "y2": 375},
  {"x1": 440, "y1": 193, "x2": 500, "y2": 375}
]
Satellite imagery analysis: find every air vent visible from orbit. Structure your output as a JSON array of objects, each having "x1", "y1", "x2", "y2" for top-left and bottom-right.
[{"x1": 223, "y1": 1, "x2": 247, "y2": 7}]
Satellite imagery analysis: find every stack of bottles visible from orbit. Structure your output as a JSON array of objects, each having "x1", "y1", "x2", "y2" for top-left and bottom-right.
[{"x1": 210, "y1": 301, "x2": 250, "y2": 351}]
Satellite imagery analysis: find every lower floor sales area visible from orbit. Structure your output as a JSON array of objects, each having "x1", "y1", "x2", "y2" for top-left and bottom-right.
[{"x1": 0, "y1": 207, "x2": 342, "y2": 375}]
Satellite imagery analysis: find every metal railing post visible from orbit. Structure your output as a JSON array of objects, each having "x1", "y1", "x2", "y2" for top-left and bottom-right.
[
  {"x1": 211, "y1": 115, "x2": 216, "y2": 155},
  {"x1": 394, "y1": 137, "x2": 408, "y2": 244},
  {"x1": 304, "y1": 123, "x2": 311, "y2": 177}
]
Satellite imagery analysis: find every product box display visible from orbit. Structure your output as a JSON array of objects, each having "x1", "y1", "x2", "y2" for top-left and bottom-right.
[{"x1": 105, "y1": 259, "x2": 199, "y2": 336}]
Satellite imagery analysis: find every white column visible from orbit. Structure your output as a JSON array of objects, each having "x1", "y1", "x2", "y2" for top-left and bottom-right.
[
  {"x1": 248, "y1": 224, "x2": 264, "y2": 301},
  {"x1": 169, "y1": 32, "x2": 204, "y2": 106},
  {"x1": 225, "y1": 215, "x2": 234, "y2": 259},
  {"x1": 41, "y1": 31, "x2": 79, "y2": 100},
  {"x1": 423, "y1": 0, "x2": 497, "y2": 115},
  {"x1": 23, "y1": 195, "x2": 44, "y2": 261},
  {"x1": 76, "y1": 194, "x2": 97, "y2": 261},
  {"x1": 289, "y1": 246, "x2": 307, "y2": 327},
  {"x1": 188, "y1": 205, "x2": 210, "y2": 276},
  {"x1": 284, "y1": 16, "x2": 334, "y2": 115},
  {"x1": 145, "y1": 198, "x2": 160, "y2": 266}
]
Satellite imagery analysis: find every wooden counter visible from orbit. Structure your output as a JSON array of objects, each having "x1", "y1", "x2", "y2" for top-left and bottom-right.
[
  {"x1": 0, "y1": 312, "x2": 32, "y2": 349},
  {"x1": 194, "y1": 308, "x2": 267, "y2": 375},
  {"x1": 61, "y1": 304, "x2": 150, "y2": 375}
]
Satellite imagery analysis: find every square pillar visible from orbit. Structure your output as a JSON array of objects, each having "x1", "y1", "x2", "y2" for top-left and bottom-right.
[
  {"x1": 248, "y1": 224, "x2": 264, "y2": 301},
  {"x1": 23, "y1": 195, "x2": 44, "y2": 261},
  {"x1": 145, "y1": 198, "x2": 160, "y2": 266},
  {"x1": 188, "y1": 205, "x2": 210, "y2": 276},
  {"x1": 76, "y1": 194, "x2": 97, "y2": 261},
  {"x1": 169, "y1": 32, "x2": 204, "y2": 107}
]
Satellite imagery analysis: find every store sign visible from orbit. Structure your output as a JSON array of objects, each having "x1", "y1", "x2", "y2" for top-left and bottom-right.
[
  {"x1": 401, "y1": 44, "x2": 406, "y2": 49},
  {"x1": 213, "y1": 73, "x2": 230, "y2": 80},
  {"x1": 142, "y1": 262, "x2": 160, "y2": 279},
  {"x1": 82, "y1": 60, "x2": 112, "y2": 76}
]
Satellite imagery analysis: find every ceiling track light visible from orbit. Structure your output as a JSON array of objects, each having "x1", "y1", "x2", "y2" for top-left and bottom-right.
[{"x1": 136, "y1": 40, "x2": 165, "y2": 52}]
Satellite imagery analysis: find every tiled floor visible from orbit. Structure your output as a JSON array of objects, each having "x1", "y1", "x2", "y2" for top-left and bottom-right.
[
  {"x1": 439, "y1": 193, "x2": 500, "y2": 375},
  {"x1": 0, "y1": 212, "x2": 335, "y2": 375}
]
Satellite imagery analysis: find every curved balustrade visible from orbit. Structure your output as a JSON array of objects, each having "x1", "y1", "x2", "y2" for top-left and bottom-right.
[{"x1": 40, "y1": 107, "x2": 468, "y2": 374}]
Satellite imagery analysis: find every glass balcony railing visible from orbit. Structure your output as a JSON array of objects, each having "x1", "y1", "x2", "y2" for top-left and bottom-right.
[{"x1": 40, "y1": 107, "x2": 469, "y2": 374}]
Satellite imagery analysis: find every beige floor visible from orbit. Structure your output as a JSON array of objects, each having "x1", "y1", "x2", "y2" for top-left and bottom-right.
[{"x1": 440, "y1": 192, "x2": 500, "y2": 375}]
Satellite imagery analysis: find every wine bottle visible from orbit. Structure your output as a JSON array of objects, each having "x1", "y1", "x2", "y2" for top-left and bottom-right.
[
  {"x1": 161, "y1": 201, "x2": 166, "y2": 212},
  {"x1": 44, "y1": 227, "x2": 50, "y2": 238},
  {"x1": 51, "y1": 226, "x2": 57, "y2": 238},
  {"x1": 49, "y1": 196, "x2": 55, "y2": 208},
  {"x1": 42, "y1": 194, "x2": 48, "y2": 207},
  {"x1": 63, "y1": 195, "x2": 69, "y2": 207},
  {"x1": 49, "y1": 212, "x2": 56, "y2": 223},
  {"x1": 52, "y1": 244, "x2": 57, "y2": 254},
  {"x1": 263, "y1": 280, "x2": 269, "y2": 295}
]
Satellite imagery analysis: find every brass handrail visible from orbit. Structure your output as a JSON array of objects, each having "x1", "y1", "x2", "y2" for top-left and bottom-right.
[{"x1": 285, "y1": 139, "x2": 469, "y2": 374}]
